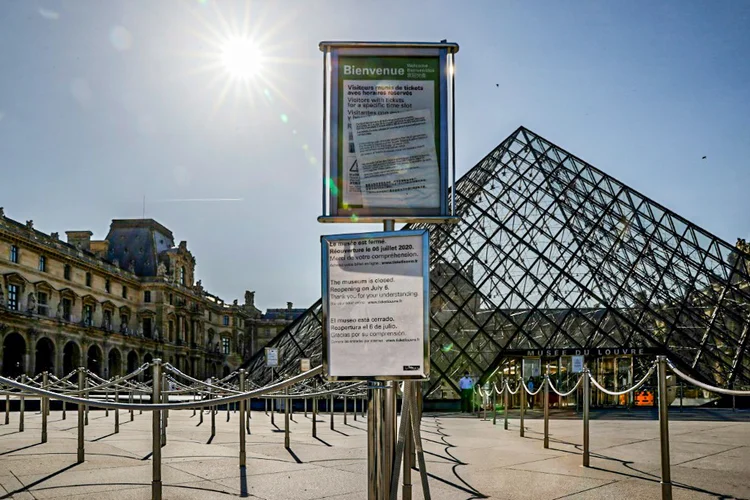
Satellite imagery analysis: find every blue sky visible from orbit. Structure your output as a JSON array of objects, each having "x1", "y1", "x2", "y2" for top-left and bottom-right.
[{"x1": 1, "y1": 0, "x2": 749, "y2": 309}]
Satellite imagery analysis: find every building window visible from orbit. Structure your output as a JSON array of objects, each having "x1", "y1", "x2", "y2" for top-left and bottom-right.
[
  {"x1": 223, "y1": 315, "x2": 229, "y2": 326},
  {"x1": 37, "y1": 292, "x2": 48, "y2": 316},
  {"x1": 83, "y1": 305, "x2": 93, "y2": 327},
  {"x1": 143, "y1": 317, "x2": 152, "y2": 338},
  {"x1": 9, "y1": 245, "x2": 18, "y2": 264},
  {"x1": 103, "y1": 310, "x2": 112, "y2": 330},
  {"x1": 168, "y1": 320, "x2": 174, "y2": 342},
  {"x1": 169, "y1": 293, "x2": 173, "y2": 305},
  {"x1": 39, "y1": 255, "x2": 47, "y2": 272},
  {"x1": 105, "y1": 279, "x2": 111, "y2": 293},
  {"x1": 180, "y1": 266, "x2": 186, "y2": 286},
  {"x1": 62, "y1": 298, "x2": 72, "y2": 321},
  {"x1": 120, "y1": 314, "x2": 129, "y2": 333},
  {"x1": 144, "y1": 291, "x2": 151, "y2": 303},
  {"x1": 64, "y1": 264, "x2": 71, "y2": 280},
  {"x1": 208, "y1": 310, "x2": 212, "y2": 321},
  {"x1": 122, "y1": 286, "x2": 128, "y2": 299},
  {"x1": 85, "y1": 272, "x2": 92, "y2": 287},
  {"x1": 222, "y1": 337, "x2": 230, "y2": 355},
  {"x1": 7, "y1": 284, "x2": 19, "y2": 311}
]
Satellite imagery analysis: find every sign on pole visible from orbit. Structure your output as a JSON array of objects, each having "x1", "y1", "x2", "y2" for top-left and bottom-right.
[
  {"x1": 322, "y1": 229, "x2": 430, "y2": 380},
  {"x1": 265, "y1": 347, "x2": 279, "y2": 368},
  {"x1": 319, "y1": 41, "x2": 459, "y2": 223},
  {"x1": 300, "y1": 358, "x2": 311, "y2": 372},
  {"x1": 522, "y1": 358, "x2": 541, "y2": 378},
  {"x1": 571, "y1": 355, "x2": 585, "y2": 373}
]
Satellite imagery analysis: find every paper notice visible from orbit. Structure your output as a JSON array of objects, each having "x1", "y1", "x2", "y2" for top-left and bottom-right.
[{"x1": 350, "y1": 109, "x2": 440, "y2": 208}]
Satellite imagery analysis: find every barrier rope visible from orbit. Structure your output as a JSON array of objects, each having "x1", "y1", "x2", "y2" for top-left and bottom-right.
[
  {"x1": 667, "y1": 359, "x2": 750, "y2": 397},
  {"x1": 547, "y1": 374, "x2": 584, "y2": 397},
  {"x1": 587, "y1": 363, "x2": 656, "y2": 396}
]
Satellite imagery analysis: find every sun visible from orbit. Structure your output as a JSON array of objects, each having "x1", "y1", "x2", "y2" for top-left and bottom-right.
[{"x1": 220, "y1": 37, "x2": 264, "y2": 80}]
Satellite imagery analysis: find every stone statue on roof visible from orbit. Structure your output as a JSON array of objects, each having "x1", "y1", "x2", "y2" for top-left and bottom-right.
[{"x1": 157, "y1": 261, "x2": 168, "y2": 277}]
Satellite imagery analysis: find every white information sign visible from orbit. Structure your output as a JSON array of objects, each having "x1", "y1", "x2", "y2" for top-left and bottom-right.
[
  {"x1": 322, "y1": 230, "x2": 429, "y2": 380},
  {"x1": 571, "y1": 355, "x2": 585, "y2": 373},
  {"x1": 265, "y1": 347, "x2": 279, "y2": 368},
  {"x1": 351, "y1": 109, "x2": 440, "y2": 208},
  {"x1": 300, "y1": 358, "x2": 311, "y2": 372}
]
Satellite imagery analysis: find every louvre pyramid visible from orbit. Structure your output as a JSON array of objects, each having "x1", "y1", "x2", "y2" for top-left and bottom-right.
[{"x1": 245, "y1": 126, "x2": 750, "y2": 398}]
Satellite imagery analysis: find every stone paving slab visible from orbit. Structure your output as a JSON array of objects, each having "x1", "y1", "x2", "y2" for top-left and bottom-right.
[{"x1": 0, "y1": 408, "x2": 748, "y2": 499}]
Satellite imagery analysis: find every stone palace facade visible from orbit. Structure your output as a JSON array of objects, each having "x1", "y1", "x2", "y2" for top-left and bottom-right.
[{"x1": 0, "y1": 208, "x2": 301, "y2": 379}]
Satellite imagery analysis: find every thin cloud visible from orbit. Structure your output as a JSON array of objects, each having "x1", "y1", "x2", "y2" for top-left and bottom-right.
[{"x1": 38, "y1": 8, "x2": 60, "y2": 20}]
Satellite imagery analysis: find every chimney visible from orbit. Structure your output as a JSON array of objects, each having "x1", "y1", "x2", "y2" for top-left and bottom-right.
[
  {"x1": 66, "y1": 231, "x2": 93, "y2": 252},
  {"x1": 287, "y1": 301, "x2": 293, "y2": 311}
]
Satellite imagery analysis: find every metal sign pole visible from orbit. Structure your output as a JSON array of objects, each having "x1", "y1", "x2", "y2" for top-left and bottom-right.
[
  {"x1": 330, "y1": 394, "x2": 334, "y2": 431},
  {"x1": 114, "y1": 388, "x2": 119, "y2": 434},
  {"x1": 657, "y1": 356, "x2": 673, "y2": 500}
]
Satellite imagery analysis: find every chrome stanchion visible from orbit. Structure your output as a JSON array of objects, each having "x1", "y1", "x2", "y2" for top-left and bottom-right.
[
  {"x1": 152, "y1": 359, "x2": 162, "y2": 500},
  {"x1": 330, "y1": 394, "x2": 334, "y2": 431},
  {"x1": 161, "y1": 374, "x2": 167, "y2": 446},
  {"x1": 492, "y1": 388, "x2": 497, "y2": 425},
  {"x1": 520, "y1": 378, "x2": 525, "y2": 438},
  {"x1": 239, "y1": 370, "x2": 246, "y2": 467},
  {"x1": 19, "y1": 375, "x2": 25, "y2": 432},
  {"x1": 344, "y1": 395, "x2": 348, "y2": 425},
  {"x1": 304, "y1": 397, "x2": 308, "y2": 419},
  {"x1": 354, "y1": 397, "x2": 358, "y2": 421},
  {"x1": 5, "y1": 393, "x2": 9, "y2": 425},
  {"x1": 129, "y1": 391, "x2": 134, "y2": 422},
  {"x1": 41, "y1": 372, "x2": 48, "y2": 443},
  {"x1": 105, "y1": 387, "x2": 109, "y2": 417},
  {"x1": 504, "y1": 385, "x2": 509, "y2": 430},
  {"x1": 211, "y1": 392, "x2": 216, "y2": 438},
  {"x1": 543, "y1": 372, "x2": 550, "y2": 449},
  {"x1": 77, "y1": 367, "x2": 85, "y2": 464},
  {"x1": 312, "y1": 397, "x2": 317, "y2": 438},
  {"x1": 271, "y1": 396, "x2": 275, "y2": 427},
  {"x1": 284, "y1": 388, "x2": 290, "y2": 449},
  {"x1": 114, "y1": 388, "x2": 119, "y2": 434},
  {"x1": 583, "y1": 368, "x2": 590, "y2": 467},
  {"x1": 84, "y1": 375, "x2": 89, "y2": 426},
  {"x1": 657, "y1": 356, "x2": 672, "y2": 500}
]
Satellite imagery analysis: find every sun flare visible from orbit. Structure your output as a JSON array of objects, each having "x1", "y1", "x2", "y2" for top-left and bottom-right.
[{"x1": 220, "y1": 38, "x2": 264, "y2": 80}]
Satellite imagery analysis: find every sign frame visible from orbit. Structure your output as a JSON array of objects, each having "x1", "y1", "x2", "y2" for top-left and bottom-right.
[
  {"x1": 265, "y1": 347, "x2": 279, "y2": 368},
  {"x1": 321, "y1": 229, "x2": 431, "y2": 382},
  {"x1": 318, "y1": 41, "x2": 459, "y2": 224}
]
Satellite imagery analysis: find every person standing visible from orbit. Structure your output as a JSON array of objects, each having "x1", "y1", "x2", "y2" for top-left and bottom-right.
[
  {"x1": 459, "y1": 372, "x2": 475, "y2": 413},
  {"x1": 527, "y1": 376, "x2": 535, "y2": 409}
]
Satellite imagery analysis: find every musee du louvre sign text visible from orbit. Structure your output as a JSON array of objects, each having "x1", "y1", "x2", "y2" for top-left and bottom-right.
[{"x1": 517, "y1": 347, "x2": 661, "y2": 357}]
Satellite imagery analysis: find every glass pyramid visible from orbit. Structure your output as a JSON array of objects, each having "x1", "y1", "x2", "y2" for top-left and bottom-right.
[{"x1": 244, "y1": 126, "x2": 750, "y2": 398}]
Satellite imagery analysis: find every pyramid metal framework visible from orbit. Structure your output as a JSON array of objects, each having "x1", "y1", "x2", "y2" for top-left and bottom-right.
[{"x1": 245, "y1": 127, "x2": 750, "y2": 398}]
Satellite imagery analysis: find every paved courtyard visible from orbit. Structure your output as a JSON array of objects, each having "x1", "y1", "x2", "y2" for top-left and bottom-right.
[{"x1": 0, "y1": 405, "x2": 748, "y2": 499}]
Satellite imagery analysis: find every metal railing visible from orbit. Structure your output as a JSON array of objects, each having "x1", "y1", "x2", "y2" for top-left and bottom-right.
[
  {"x1": 0, "y1": 361, "x2": 367, "y2": 500},
  {"x1": 472, "y1": 356, "x2": 750, "y2": 500}
]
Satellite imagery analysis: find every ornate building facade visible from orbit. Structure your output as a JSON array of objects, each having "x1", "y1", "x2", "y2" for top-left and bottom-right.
[{"x1": 0, "y1": 209, "x2": 291, "y2": 379}]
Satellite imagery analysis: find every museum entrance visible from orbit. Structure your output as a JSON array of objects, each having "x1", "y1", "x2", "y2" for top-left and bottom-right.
[{"x1": 492, "y1": 350, "x2": 655, "y2": 409}]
